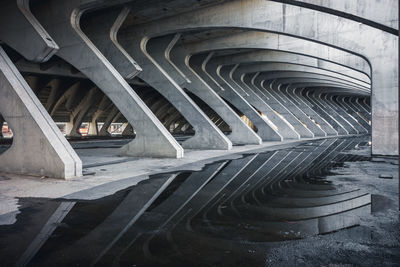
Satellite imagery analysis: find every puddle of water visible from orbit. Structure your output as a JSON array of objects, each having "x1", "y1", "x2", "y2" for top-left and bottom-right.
[{"x1": 0, "y1": 136, "x2": 374, "y2": 267}]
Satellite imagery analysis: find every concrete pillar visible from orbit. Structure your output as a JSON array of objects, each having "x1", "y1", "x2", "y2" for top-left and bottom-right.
[
  {"x1": 33, "y1": 0, "x2": 183, "y2": 158},
  {"x1": 313, "y1": 92, "x2": 358, "y2": 134}
]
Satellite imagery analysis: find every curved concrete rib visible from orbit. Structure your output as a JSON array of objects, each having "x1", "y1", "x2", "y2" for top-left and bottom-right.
[
  {"x1": 110, "y1": 8, "x2": 232, "y2": 151},
  {"x1": 237, "y1": 70, "x2": 327, "y2": 137},
  {"x1": 198, "y1": 56, "x2": 283, "y2": 141},
  {"x1": 33, "y1": 0, "x2": 183, "y2": 158},
  {"x1": 225, "y1": 69, "x2": 314, "y2": 139},
  {"x1": 146, "y1": 34, "x2": 261, "y2": 145},
  {"x1": 251, "y1": 73, "x2": 337, "y2": 136},
  {"x1": 217, "y1": 65, "x2": 299, "y2": 140},
  {"x1": 209, "y1": 50, "x2": 371, "y2": 85},
  {"x1": 119, "y1": 0, "x2": 397, "y2": 155}
]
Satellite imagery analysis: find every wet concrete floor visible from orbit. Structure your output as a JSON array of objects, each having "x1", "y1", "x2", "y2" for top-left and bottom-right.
[{"x1": 0, "y1": 136, "x2": 399, "y2": 266}]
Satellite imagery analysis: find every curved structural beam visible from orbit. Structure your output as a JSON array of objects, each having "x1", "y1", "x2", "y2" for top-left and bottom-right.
[
  {"x1": 119, "y1": 0, "x2": 397, "y2": 155},
  {"x1": 33, "y1": 0, "x2": 184, "y2": 158}
]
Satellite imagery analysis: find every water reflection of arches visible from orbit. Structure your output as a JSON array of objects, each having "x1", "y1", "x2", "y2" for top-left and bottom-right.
[{"x1": 0, "y1": 136, "x2": 371, "y2": 266}]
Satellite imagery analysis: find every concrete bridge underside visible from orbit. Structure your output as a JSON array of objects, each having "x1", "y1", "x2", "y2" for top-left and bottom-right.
[{"x1": 0, "y1": 0, "x2": 397, "y2": 179}]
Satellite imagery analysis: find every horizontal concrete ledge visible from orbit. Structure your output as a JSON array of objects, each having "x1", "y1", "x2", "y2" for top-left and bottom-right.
[{"x1": 0, "y1": 134, "x2": 368, "y2": 220}]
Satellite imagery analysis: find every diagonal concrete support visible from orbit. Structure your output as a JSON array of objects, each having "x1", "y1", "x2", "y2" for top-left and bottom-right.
[
  {"x1": 298, "y1": 88, "x2": 348, "y2": 135},
  {"x1": 312, "y1": 91, "x2": 358, "y2": 134},
  {"x1": 104, "y1": 9, "x2": 231, "y2": 150},
  {"x1": 193, "y1": 55, "x2": 283, "y2": 141},
  {"x1": 244, "y1": 76, "x2": 314, "y2": 138},
  {"x1": 334, "y1": 95, "x2": 371, "y2": 133},
  {"x1": 282, "y1": 84, "x2": 338, "y2": 136},
  {"x1": 241, "y1": 72, "x2": 326, "y2": 137},
  {"x1": 217, "y1": 65, "x2": 298, "y2": 140},
  {"x1": 322, "y1": 93, "x2": 367, "y2": 134},
  {"x1": 118, "y1": 0, "x2": 396, "y2": 155},
  {"x1": 0, "y1": 47, "x2": 82, "y2": 178},
  {"x1": 33, "y1": 0, "x2": 183, "y2": 158},
  {"x1": 163, "y1": 36, "x2": 262, "y2": 145}
]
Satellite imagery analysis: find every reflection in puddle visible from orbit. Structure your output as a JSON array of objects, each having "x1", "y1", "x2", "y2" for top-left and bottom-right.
[{"x1": 0, "y1": 137, "x2": 372, "y2": 267}]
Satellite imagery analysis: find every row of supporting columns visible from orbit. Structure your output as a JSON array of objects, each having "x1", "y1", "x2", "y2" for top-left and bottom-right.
[{"x1": 0, "y1": 0, "x2": 396, "y2": 179}]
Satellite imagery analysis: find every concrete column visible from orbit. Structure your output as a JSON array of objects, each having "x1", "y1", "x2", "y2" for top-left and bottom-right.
[
  {"x1": 33, "y1": 0, "x2": 183, "y2": 158},
  {"x1": 119, "y1": 0, "x2": 395, "y2": 154},
  {"x1": 0, "y1": 0, "x2": 82, "y2": 178}
]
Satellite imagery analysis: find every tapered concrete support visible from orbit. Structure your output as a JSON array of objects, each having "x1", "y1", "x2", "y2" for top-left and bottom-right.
[
  {"x1": 87, "y1": 122, "x2": 98, "y2": 136},
  {"x1": 248, "y1": 78, "x2": 314, "y2": 139},
  {"x1": 68, "y1": 87, "x2": 101, "y2": 137},
  {"x1": 98, "y1": 106, "x2": 119, "y2": 137},
  {"x1": 33, "y1": 0, "x2": 183, "y2": 158},
  {"x1": 120, "y1": 0, "x2": 395, "y2": 154},
  {"x1": 242, "y1": 73, "x2": 326, "y2": 137},
  {"x1": 0, "y1": 47, "x2": 82, "y2": 178},
  {"x1": 353, "y1": 97, "x2": 372, "y2": 121},
  {"x1": 313, "y1": 92, "x2": 358, "y2": 134},
  {"x1": 277, "y1": 84, "x2": 338, "y2": 136},
  {"x1": 322, "y1": 93, "x2": 367, "y2": 134},
  {"x1": 100, "y1": 11, "x2": 231, "y2": 150},
  {"x1": 193, "y1": 55, "x2": 283, "y2": 142},
  {"x1": 216, "y1": 65, "x2": 298, "y2": 140},
  {"x1": 163, "y1": 38, "x2": 262, "y2": 145},
  {"x1": 335, "y1": 96, "x2": 371, "y2": 133},
  {"x1": 298, "y1": 88, "x2": 348, "y2": 135}
]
